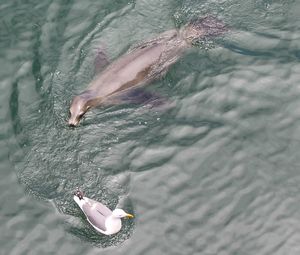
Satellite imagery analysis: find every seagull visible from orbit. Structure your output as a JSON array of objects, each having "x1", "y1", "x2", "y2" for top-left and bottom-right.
[{"x1": 73, "y1": 189, "x2": 134, "y2": 235}]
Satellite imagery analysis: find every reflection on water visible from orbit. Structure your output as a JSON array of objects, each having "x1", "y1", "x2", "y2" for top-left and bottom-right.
[{"x1": 1, "y1": 0, "x2": 300, "y2": 254}]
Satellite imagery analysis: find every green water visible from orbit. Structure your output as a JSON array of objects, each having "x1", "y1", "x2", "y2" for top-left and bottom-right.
[{"x1": 2, "y1": 0, "x2": 300, "y2": 254}]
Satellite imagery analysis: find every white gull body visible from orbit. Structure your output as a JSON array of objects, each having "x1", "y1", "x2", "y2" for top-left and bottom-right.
[{"x1": 73, "y1": 192, "x2": 133, "y2": 235}]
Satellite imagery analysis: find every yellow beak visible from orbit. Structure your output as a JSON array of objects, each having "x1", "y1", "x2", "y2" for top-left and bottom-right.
[{"x1": 126, "y1": 213, "x2": 134, "y2": 219}]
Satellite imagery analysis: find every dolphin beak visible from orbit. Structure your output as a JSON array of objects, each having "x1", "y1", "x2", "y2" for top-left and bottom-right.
[
  {"x1": 68, "y1": 120, "x2": 78, "y2": 127},
  {"x1": 126, "y1": 213, "x2": 134, "y2": 219},
  {"x1": 68, "y1": 117, "x2": 79, "y2": 127}
]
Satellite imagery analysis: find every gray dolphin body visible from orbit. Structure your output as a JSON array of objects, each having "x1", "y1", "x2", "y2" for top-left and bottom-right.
[{"x1": 69, "y1": 16, "x2": 227, "y2": 126}]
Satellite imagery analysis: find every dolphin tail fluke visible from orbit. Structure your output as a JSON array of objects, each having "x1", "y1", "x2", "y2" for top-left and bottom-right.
[{"x1": 180, "y1": 15, "x2": 228, "y2": 44}]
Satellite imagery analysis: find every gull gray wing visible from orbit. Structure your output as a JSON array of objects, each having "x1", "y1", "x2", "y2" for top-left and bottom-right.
[
  {"x1": 82, "y1": 203, "x2": 107, "y2": 231},
  {"x1": 86, "y1": 198, "x2": 112, "y2": 217}
]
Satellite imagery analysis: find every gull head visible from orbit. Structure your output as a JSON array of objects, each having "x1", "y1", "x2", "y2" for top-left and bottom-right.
[{"x1": 112, "y1": 209, "x2": 134, "y2": 219}]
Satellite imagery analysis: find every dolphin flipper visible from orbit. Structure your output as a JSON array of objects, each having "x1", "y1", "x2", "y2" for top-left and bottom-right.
[
  {"x1": 106, "y1": 87, "x2": 168, "y2": 108},
  {"x1": 94, "y1": 47, "x2": 110, "y2": 74}
]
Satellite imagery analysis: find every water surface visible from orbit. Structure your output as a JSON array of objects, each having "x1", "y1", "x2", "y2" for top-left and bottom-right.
[{"x1": 1, "y1": 0, "x2": 300, "y2": 254}]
